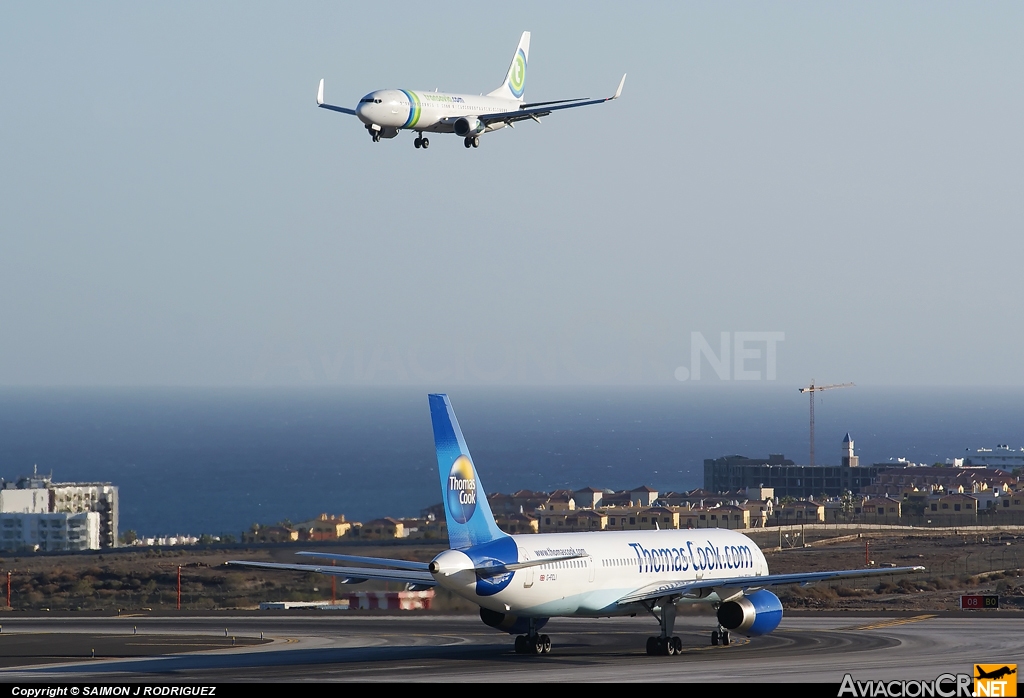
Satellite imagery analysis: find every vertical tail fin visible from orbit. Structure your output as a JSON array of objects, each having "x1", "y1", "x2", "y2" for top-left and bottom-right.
[
  {"x1": 487, "y1": 31, "x2": 530, "y2": 101},
  {"x1": 429, "y1": 394, "x2": 507, "y2": 550}
]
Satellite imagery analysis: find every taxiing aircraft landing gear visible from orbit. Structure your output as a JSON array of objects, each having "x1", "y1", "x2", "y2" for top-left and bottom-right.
[
  {"x1": 643, "y1": 598, "x2": 682, "y2": 656},
  {"x1": 414, "y1": 136, "x2": 429, "y2": 149},
  {"x1": 513, "y1": 633, "x2": 551, "y2": 655},
  {"x1": 513, "y1": 619, "x2": 551, "y2": 655},
  {"x1": 711, "y1": 626, "x2": 730, "y2": 646}
]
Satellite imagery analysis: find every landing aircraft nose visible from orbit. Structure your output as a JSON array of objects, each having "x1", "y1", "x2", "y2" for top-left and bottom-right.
[{"x1": 355, "y1": 92, "x2": 380, "y2": 125}]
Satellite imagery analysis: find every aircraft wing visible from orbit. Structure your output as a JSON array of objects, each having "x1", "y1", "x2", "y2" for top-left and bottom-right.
[
  {"x1": 296, "y1": 552, "x2": 430, "y2": 571},
  {"x1": 295, "y1": 550, "x2": 588, "y2": 579},
  {"x1": 478, "y1": 74, "x2": 626, "y2": 127},
  {"x1": 231, "y1": 549, "x2": 587, "y2": 586},
  {"x1": 316, "y1": 79, "x2": 356, "y2": 116},
  {"x1": 615, "y1": 566, "x2": 925, "y2": 606},
  {"x1": 226, "y1": 559, "x2": 436, "y2": 586}
]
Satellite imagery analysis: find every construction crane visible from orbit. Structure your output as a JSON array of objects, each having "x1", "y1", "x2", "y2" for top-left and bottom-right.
[{"x1": 798, "y1": 380, "x2": 854, "y2": 466}]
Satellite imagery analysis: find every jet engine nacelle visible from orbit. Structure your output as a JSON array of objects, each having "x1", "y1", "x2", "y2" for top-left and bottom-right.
[
  {"x1": 716, "y1": 589, "x2": 783, "y2": 637},
  {"x1": 479, "y1": 607, "x2": 549, "y2": 636},
  {"x1": 454, "y1": 116, "x2": 486, "y2": 137}
]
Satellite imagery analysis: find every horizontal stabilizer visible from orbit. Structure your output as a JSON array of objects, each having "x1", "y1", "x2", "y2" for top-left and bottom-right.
[
  {"x1": 227, "y1": 559, "x2": 436, "y2": 586},
  {"x1": 297, "y1": 552, "x2": 430, "y2": 571}
]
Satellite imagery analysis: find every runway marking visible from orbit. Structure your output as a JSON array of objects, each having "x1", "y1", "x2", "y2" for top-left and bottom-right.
[
  {"x1": 675, "y1": 637, "x2": 751, "y2": 654},
  {"x1": 840, "y1": 614, "x2": 936, "y2": 631},
  {"x1": 324, "y1": 665, "x2": 431, "y2": 675},
  {"x1": 125, "y1": 643, "x2": 246, "y2": 647}
]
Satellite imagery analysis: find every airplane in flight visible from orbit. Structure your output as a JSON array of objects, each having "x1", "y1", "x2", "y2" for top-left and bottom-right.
[
  {"x1": 315, "y1": 31, "x2": 625, "y2": 150},
  {"x1": 230, "y1": 394, "x2": 924, "y2": 657}
]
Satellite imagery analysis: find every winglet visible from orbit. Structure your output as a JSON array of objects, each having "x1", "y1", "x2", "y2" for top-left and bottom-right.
[
  {"x1": 317, "y1": 78, "x2": 325, "y2": 105},
  {"x1": 611, "y1": 74, "x2": 626, "y2": 100}
]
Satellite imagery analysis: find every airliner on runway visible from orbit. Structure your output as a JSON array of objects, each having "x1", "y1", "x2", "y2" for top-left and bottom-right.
[
  {"x1": 230, "y1": 394, "x2": 924, "y2": 656},
  {"x1": 315, "y1": 31, "x2": 625, "y2": 149}
]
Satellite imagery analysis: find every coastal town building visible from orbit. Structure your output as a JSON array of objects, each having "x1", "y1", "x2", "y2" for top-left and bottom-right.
[
  {"x1": 573, "y1": 487, "x2": 605, "y2": 509},
  {"x1": 964, "y1": 445, "x2": 1024, "y2": 470},
  {"x1": 354, "y1": 517, "x2": 405, "y2": 540},
  {"x1": 704, "y1": 437, "x2": 885, "y2": 498},
  {"x1": 861, "y1": 465, "x2": 1015, "y2": 498},
  {"x1": 295, "y1": 513, "x2": 352, "y2": 541},
  {"x1": 244, "y1": 524, "x2": 300, "y2": 543},
  {"x1": 0, "y1": 511, "x2": 100, "y2": 552},
  {"x1": 775, "y1": 500, "x2": 825, "y2": 523},
  {"x1": 0, "y1": 468, "x2": 118, "y2": 549},
  {"x1": 495, "y1": 512, "x2": 538, "y2": 534}
]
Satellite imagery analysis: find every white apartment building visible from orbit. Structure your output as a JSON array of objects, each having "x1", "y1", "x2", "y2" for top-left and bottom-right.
[
  {"x1": 0, "y1": 511, "x2": 100, "y2": 552},
  {"x1": 1, "y1": 469, "x2": 119, "y2": 548}
]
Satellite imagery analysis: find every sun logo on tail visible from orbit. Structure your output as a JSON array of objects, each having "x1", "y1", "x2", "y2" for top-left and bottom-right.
[
  {"x1": 509, "y1": 49, "x2": 527, "y2": 98},
  {"x1": 447, "y1": 455, "x2": 478, "y2": 524}
]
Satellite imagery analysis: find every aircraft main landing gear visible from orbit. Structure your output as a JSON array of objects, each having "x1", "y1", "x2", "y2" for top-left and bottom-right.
[
  {"x1": 643, "y1": 598, "x2": 683, "y2": 656},
  {"x1": 646, "y1": 636, "x2": 683, "y2": 656},
  {"x1": 463, "y1": 136, "x2": 480, "y2": 148},
  {"x1": 513, "y1": 618, "x2": 550, "y2": 655},
  {"x1": 514, "y1": 633, "x2": 551, "y2": 655},
  {"x1": 711, "y1": 627, "x2": 730, "y2": 646},
  {"x1": 414, "y1": 136, "x2": 429, "y2": 149}
]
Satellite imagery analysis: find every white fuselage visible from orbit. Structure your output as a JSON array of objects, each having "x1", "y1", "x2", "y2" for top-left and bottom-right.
[
  {"x1": 355, "y1": 89, "x2": 519, "y2": 134},
  {"x1": 432, "y1": 528, "x2": 770, "y2": 618}
]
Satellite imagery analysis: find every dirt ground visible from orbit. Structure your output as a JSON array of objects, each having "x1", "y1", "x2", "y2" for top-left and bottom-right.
[
  {"x1": 759, "y1": 530, "x2": 1024, "y2": 611},
  {"x1": 0, "y1": 531, "x2": 1021, "y2": 613}
]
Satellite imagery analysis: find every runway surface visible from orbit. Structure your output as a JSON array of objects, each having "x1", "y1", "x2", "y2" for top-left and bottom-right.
[{"x1": 0, "y1": 613, "x2": 1019, "y2": 682}]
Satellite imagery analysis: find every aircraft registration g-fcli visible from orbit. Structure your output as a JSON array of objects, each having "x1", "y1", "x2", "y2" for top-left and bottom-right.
[
  {"x1": 315, "y1": 31, "x2": 625, "y2": 150},
  {"x1": 230, "y1": 394, "x2": 924, "y2": 657}
]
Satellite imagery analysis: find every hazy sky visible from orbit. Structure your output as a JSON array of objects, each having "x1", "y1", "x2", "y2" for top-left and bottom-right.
[{"x1": 2, "y1": 2, "x2": 1022, "y2": 387}]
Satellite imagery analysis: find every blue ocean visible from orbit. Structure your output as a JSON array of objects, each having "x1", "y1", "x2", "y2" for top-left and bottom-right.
[{"x1": 0, "y1": 386, "x2": 1020, "y2": 537}]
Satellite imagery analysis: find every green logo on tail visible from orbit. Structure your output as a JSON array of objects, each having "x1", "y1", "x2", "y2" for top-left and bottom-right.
[{"x1": 509, "y1": 49, "x2": 527, "y2": 98}]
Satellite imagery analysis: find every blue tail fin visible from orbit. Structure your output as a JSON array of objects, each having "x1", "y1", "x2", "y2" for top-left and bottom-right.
[{"x1": 429, "y1": 394, "x2": 507, "y2": 550}]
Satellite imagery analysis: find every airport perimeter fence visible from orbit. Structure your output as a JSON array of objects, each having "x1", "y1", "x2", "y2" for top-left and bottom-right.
[{"x1": 744, "y1": 522, "x2": 1024, "y2": 547}]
